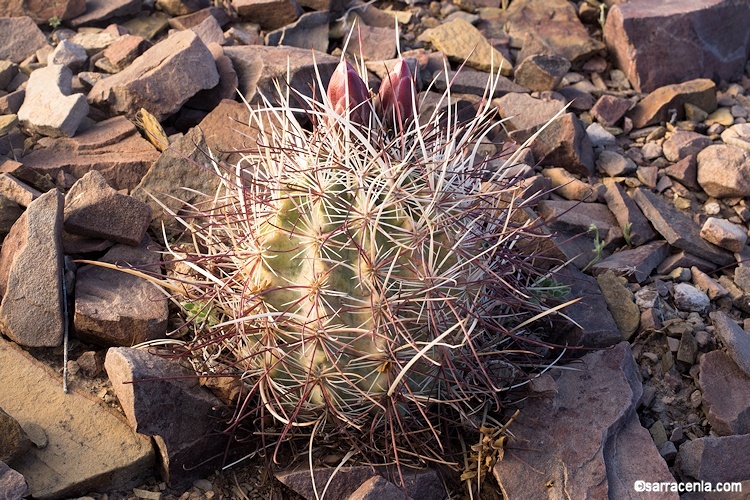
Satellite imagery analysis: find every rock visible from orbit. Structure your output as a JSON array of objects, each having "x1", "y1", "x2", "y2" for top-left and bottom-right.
[
  {"x1": 596, "y1": 270, "x2": 640, "y2": 340},
  {"x1": 48, "y1": 40, "x2": 88, "y2": 72},
  {"x1": 513, "y1": 53, "x2": 570, "y2": 92},
  {"x1": 590, "y1": 94, "x2": 632, "y2": 127},
  {"x1": 76, "y1": 350, "x2": 105, "y2": 377},
  {"x1": 537, "y1": 199, "x2": 624, "y2": 249},
  {"x1": 676, "y1": 331, "x2": 698, "y2": 365},
  {"x1": 498, "y1": 0, "x2": 605, "y2": 64},
  {"x1": 493, "y1": 92, "x2": 566, "y2": 134},
  {"x1": 169, "y1": 7, "x2": 231, "y2": 30},
  {"x1": 691, "y1": 266, "x2": 729, "y2": 300},
  {"x1": 0, "y1": 90, "x2": 24, "y2": 115},
  {"x1": 187, "y1": 13, "x2": 225, "y2": 46},
  {"x1": 632, "y1": 187, "x2": 734, "y2": 267},
  {"x1": 710, "y1": 311, "x2": 750, "y2": 378},
  {"x1": 223, "y1": 45, "x2": 338, "y2": 105},
  {"x1": 70, "y1": 0, "x2": 142, "y2": 27},
  {"x1": 0, "y1": 17, "x2": 48, "y2": 64},
  {"x1": 74, "y1": 238, "x2": 168, "y2": 347},
  {"x1": 0, "y1": 461, "x2": 27, "y2": 499},
  {"x1": 530, "y1": 112, "x2": 595, "y2": 177},
  {"x1": 586, "y1": 122, "x2": 617, "y2": 148},
  {"x1": 628, "y1": 79, "x2": 717, "y2": 129},
  {"x1": 601, "y1": 180, "x2": 655, "y2": 246},
  {"x1": 592, "y1": 240, "x2": 669, "y2": 284},
  {"x1": 550, "y1": 265, "x2": 622, "y2": 348},
  {"x1": 664, "y1": 154, "x2": 699, "y2": 191},
  {"x1": 265, "y1": 11, "x2": 329, "y2": 53},
  {"x1": 0, "y1": 338, "x2": 154, "y2": 498},
  {"x1": 20, "y1": 116, "x2": 160, "y2": 192},
  {"x1": 0, "y1": 190, "x2": 65, "y2": 348},
  {"x1": 700, "y1": 217, "x2": 748, "y2": 253},
  {"x1": 349, "y1": 476, "x2": 408, "y2": 500},
  {"x1": 605, "y1": 0, "x2": 750, "y2": 93},
  {"x1": 156, "y1": 0, "x2": 210, "y2": 16},
  {"x1": 697, "y1": 144, "x2": 750, "y2": 198},
  {"x1": 662, "y1": 131, "x2": 713, "y2": 163},
  {"x1": 494, "y1": 342, "x2": 675, "y2": 499},
  {"x1": 0, "y1": 173, "x2": 39, "y2": 207},
  {"x1": 64, "y1": 170, "x2": 151, "y2": 246},
  {"x1": 346, "y1": 23, "x2": 397, "y2": 62},
  {"x1": 105, "y1": 347, "x2": 229, "y2": 488},
  {"x1": 0, "y1": 194, "x2": 22, "y2": 240},
  {"x1": 0, "y1": 0, "x2": 85, "y2": 23},
  {"x1": 673, "y1": 283, "x2": 710, "y2": 312},
  {"x1": 17, "y1": 64, "x2": 89, "y2": 138},
  {"x1": 432, "y1": 68, "x2": 527, "y2": 98},
  {"x1": 421, "y1": 18, "x2": 512, "y2": 75},
  {"x1": 88, "y1": 30, "x2": 219, "y2": 121},
  {"x1": 679, "y1": 434, "x2": 750, "y2": 484},
  {"x1": 541, "y1": 167, "x2": 597, "y2": 201},
  {"x1": 232, "y1": 0, "x2": 302, "y2": 30},
  {"x1": 97, "y1": 34, "x2": 150, "y2": 74},
  {"x1": 721, "y1": 123, "x2": 750, "y2": 152},
  {"x1": 185, "y1": 43, "x2": 238, "y2": 111},
  {"x1": 0, "y1": 60, "x2": 17, "y2": 90},
  {"x1": 0, "y1": 407, "x2": 31, "y2": 463}
]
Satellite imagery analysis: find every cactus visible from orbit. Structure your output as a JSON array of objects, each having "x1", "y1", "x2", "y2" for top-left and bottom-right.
[{"x1": 159, "y1": 57, "x2": 567, "y2": 471}]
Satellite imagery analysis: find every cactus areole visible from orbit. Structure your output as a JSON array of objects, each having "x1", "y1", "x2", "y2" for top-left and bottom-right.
[{"x1": 166, "y1": 58, "x2": 564, "y2": 467}]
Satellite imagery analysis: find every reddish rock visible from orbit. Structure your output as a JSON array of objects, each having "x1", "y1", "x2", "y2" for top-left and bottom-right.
[
  {"x1": 0, "y1": 461, "x2": 27, "y2": 499},
  {"x1": 349, "y1": 476, "x2": 407, "y2": 500},
  {"x1": 679, "y1": 434, "x2": 750, "y2": 484},
  {"x1": 601, "y1": 180, "x2": 656, "y2": 246},
  {"x1": 105, "y1": 347, "x2": 229, "y2": 488},
  {"x1": 591, "y1": 94, "x2": 633, "y2": 127},
  {"x1": 0, "y1": 0, "x2": 85, "y2": 23},
  {"x1": 697, "y1": 144, "x2": 750, "y2": 198},
  {"x1": 0, "y1": 194, "x2": 22, "y2": 241},
  {"x1": 0, "y1": 190, "x2": 64, "y2": 348},
  {"x1": 493, "y1": 92, "x2": 566, "y2": 134},
  {"x1": 595, "y1": 270, "x2": 640, "y2": 340},
  {"x1": 700, "y1": 217, "x2": 747, "y2": 253},
  {"x1": 592, "y1": 240, "x2": 670, "y2": 284},
  {"x1": 20, "y1": 116, "x2": 159, "y2": 192},
  {"x1": 538, "y1": 199, "x2": 624, "y2": 250},
  {"x1": 699, "y1": 350, "x2": 750, "y2": 435},
  {"x1": 0, "y1": 17, "x2": 48, "y2": 64},
  {"x1": 0, "y1": 407, "x2": 31, "y2": 463},
  {"x1": 432, "y1": 67, "x2": 526, "y2": 98},
  {"x1": 168, "y1": 6, "x2": 231, "y2": 30},
  {"x1": 98, "y1": 35, "x2": 150, "y2": 73},
  {"x1": 346, "y1": 23, "x2": 396, "y2": 62},
  {"x1": 232, "y1": 0, "x2": 302, "y2": 30},
  {"x1": 156, "y1": 0, "x2": 210, "y2": 16},
  {"x1": 530, "y1": 112, "x2": 595, "y2": 177},
  {"x1": 710, "y1": 311, "x2": 750, "y2": 378},
  {"x1": 70, "y1": 0, "x2": 142, "y2": 27},
  {"x1": 664, "y1": 154, "x2": 699, "y2": 190},
  {"x1": 265, "y1": 11, "x2": 329, "y2": 53},
  {"x1": 662, "y1": 131, "x2": 713, "y2": 162},
  {"x1": 76, "y1": 350, "x2": 106, "y2": 377},
  {"x1": 0, "y1": 173, "x2": 40, "y2": 208},
  {"x1": 64, "y1": 170, "x2": 151, "y2": 246},
  {"x1": 185, "y1": 43, "x2": 238, "y2": 111},
  {"x1": 628, "y1": 79, "x2": 717, "y2": 129},
  {"x1": 88, "y1": 30, "x2": 219, "y2": 121},
  {"x1": 513, "y1": 53, "x2": 570, "y2": 92},
  {"x1": 605, "y1": 0, "x2": 750, "y2": 93}
]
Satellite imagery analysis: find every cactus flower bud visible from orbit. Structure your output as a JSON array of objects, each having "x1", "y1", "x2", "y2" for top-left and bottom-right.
[
  {"x1": 377, "y1": 59, "x2": 415, "y2": 128},
  {"x1": 327, "y1": 60, "x2": 370, "y2": 125}
]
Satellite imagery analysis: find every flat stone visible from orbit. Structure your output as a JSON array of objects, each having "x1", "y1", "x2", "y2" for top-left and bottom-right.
[
  {"x1": 679, "y1": 434, "x2": 750, "y2": 483},
  {"x1": 432, "y1": 68, "x2": 528, "y2": 98},
  {"x1": 89, "y1": 30, "x2": 219, "y2": 121},
  {"x1": 596, "y1": 270, "x2": 640, "y2": 340},
  {"x1": 605, "y1": 0, "x2": 750, "y2": 93},
  {"x1": 721, "y1": 123, "x2": 750, "y2": 152},
  {"x1": 662, "y1": 131, "x2": 713, "y2": 162},
  {"x1": 664, "y1": 154, "x2": 699, "y2": 191},
  {"x1": 494, "y1": 342, "x2": 675, "y2": 499},
  {"x1": 349, "y1": 476, "x2": 407, "y2": 500},
  {"x1": 697, "y1": 144, "x2": 750, "y2": 198},
  {"x1": 48, "y1": 40, "x2": 88, "y2": 72},
  {"x1": 0, "y1": 0, "x2": 85, "y2": 23},
  {"x1": 185, "y1": 43, "x2": 238, "y2": 112},
  {"x1": 673, "y1": 283, "x2": 710, "y2": 312},
  {"x1": 0, "y1": 173, "x2": 40, "y2": 207},
  {"x1": 0, "y1": 190, "x2": 65, "y2": 348},
  {"x1": 632, "y1": 187, "x2": 734, "y2": 267},
  {"x1": 232, "y1": 0, "x2": 302, "y2": 30},
  {"x1": 710, "y1": 311, "x2": 750, "y2": 378},
  {"x1": 20, "y1": 116, "x2": 159, "y2": 192},
  {"x1": 156, "y1": 0, "x2": 211, "y2": 16},
  {"x1": 591, "y1": 94, "x2": 632, "y2": 127},
  {"x1": 74, "y1": 238, "x2": 168, "y2": 347},
  {"x1": 168, "y1": 7, "x2": 231, "y2": 30},
  {"x1": 0, "y1": 194, "x2": 22, "y2": 240},
  {"x1": 0, "y1": 90, "x2": 24, "y2": 115},
  {"x1": 265, "y1": 11, "x2": 329, "y2": 53},
  {"x1": 18, "y1": 64, "x2": 89, "y2": 138},
  {"x1": 541, "y1": 167, "x2": 598, "y2": 201},
  {"x1": 601, "y1": 180, "x2": 656, "y2": 246},
  {"x1": 0, "y1": 338, "x2": 154, "y2": 498},
  {"x1": 700, "y1": 217, "x2": 748, "y2": 253},
  {"x1": 223, "y1": 45, "x2": 338, "y2": 105},
  {"x1": 513, "y1": 53, "x2": 570, "y2": 92},
  {"x1": 493, "y1": 92, "x2": 566, "y2": 134},
  {"x1": 421, "y1": 18, "x2": 512, "y2": 75},
  {"x1": 586, "y1": 122, "x2": 617, "y2": 148},
  {"x1": 346, "y1": 23, "x2": 397, "y2": 62},
  {"x1": 187, "y1": 13, "x2": 225, "y2": 46},
  {"x1": 531, "y1": 112, "x2": 595, "y2": 177},
  {"x1": 0, "y1": 17, "x2": 48, "y2": 64},
  {"x1": 701, "y1": 350, "x2": 750, "y2": 436},
  {"x1": 592, "y1": 240, "x2": 669, "y2": 284},
  {"x1": 691, "y1": 266, "x2": 729, "y2": 300},
  {"x1": 537, "y1": 199, "x2": 624, "y2": 250},
  {"x1": 70, "y1": 0, "x2": 142, "y2": 27},
  {"x1": 64, "y1": 170, "x2": 151, "y2": 246},
  {"x1": 105, "y1": 347, "x2": 228, "y2": 488},
  {"x1": 498, "y1": 0, "x2": 605, "y2": 64},
  {"x1": 0, "y1": 461, "x2": 27, "y2": 499},
  {"x1": 0, "y1": 407, "x2": 31, "y2": 463},
  {"x1": 98, "y1": 35, "x2": 150, "y2": 73},
  {"x1": 628, "y1": 79, "x2": 717, "y2": 129}
]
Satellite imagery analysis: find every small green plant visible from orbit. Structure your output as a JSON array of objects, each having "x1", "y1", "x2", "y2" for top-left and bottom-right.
[
  {"x1": 582, "y1": 223, "x2": 606, "y2": 272},
  {"x1": 48, "y1": 16, "x2": 62, "y2": 29},
  {"x1": 623, "y1": 222, "x2": 633, "y2": 247}
]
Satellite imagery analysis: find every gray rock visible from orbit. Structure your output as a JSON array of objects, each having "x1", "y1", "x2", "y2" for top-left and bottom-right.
[
  {"x1": 0, "y1": 190, "x2": 65, "y2": 347},
  {"x1": 346, "y1": 23, "x2": 397, "y2": 62},
  {"x1": 0, "y1": 173, "x2": 40, "y2": 208},
  {"x1": 531, "y1": 112, "x2": 595, "y2": 177},
  {"x1": 70, "y1": 0, "x2": 142, "y2": 27},
  {"x1": 698, "y1": 350, "x2": 750, "y2": 436},
  {"x1": 592, "y1": 240, "x2": 669, "y2": 284},
  {"x1": 700, "y1": 217, "x2": 747, "y2": 253},
  {"x1": 265, "y1": 11, "x2": 329, "y2": 53},
  {"x1": 64, "y1": 170, "x2": 152, "y2": 246},
  {"x1": 0, "y1": 17, "x2": 48, "y2": 64},
  {"x1": 493, "y1": 92, "x2": 566, "y2": 135},
  {"x1": 0, "y1": 461, "x2": 27, "y2": 499},
  {"x1": 17, "y1": 64, "x2": 89, "y2": 138},
  {"x1": 0, "y1": 194, "x2": 22, "y2": 241},
  {"x1": 188, "y1": 13, "x2": 226, "y2": 46},
  {"x1": 105, "y1": 347, "x2": 228, "y2": 488},
  {"x1": 673, "y1": 283, "x2": 710, "y2": 312},
  {"x1": 597, "y1": 150, "x2": 638, "y2": 177},
  {"x1": 586, "y1": 122, "x2": 617, "y2": 148},
  {"x1": 679, "y1": 434, "x2": 750, "y2": 483},
  {"x1": 591, "y1": 94, "x2": 632, "y2": 127},
  {"x1": 710, "y1": 311, "x2": 750, "y2": 378},
  {"x1": 88, "y1": 30, "x2": 219, "y2": 121},
  {"x1": 662, "y1": 131, "x2": 713, "y2": 163},
  {"x1": 48, "y1": 40, "x2": 88, "y2": 72},
  {"x1": 433, "y1": 68, "x2": 527, "y2": 98},
  {"x1": 697, "y1": 144, "x2": 750, "y2": 198},
  {"x1": 233, "y1": 0, "x2": 303, "y2": 31}
]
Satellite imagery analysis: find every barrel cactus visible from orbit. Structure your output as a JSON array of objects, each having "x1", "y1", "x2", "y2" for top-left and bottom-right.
[{"x1": 161, "y1": 57, "x2": 566, "y2": 471}]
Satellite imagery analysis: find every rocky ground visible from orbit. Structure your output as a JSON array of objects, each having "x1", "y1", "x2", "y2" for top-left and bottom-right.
[{"x1": 2, "y1": 0, "x2": 750, "y2": 498}]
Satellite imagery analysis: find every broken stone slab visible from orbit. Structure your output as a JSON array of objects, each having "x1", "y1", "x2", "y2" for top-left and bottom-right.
[
  {"x1": 592, "y1": 240, "x2": 669, "y2": 284},
  {"x1": 265, "y1": 11, "x2": 329, "y2": 53},
  {"x1": 70, "y1": 0, "x2": 143, "y2": 28},
  {"x1": 664, "y1": 154, "x2": 700, "y2": 191},
  {"x1": 432, "y1": 68, "x2": 527, "y2": 98},
  {"x1": 662, "y1": 131, "x2": 713, "y2": 163},
  {"x1": 710, "y1": 311, "x2": 750, "y2": 378},
  {"x1": 223, "y1": 45, "x2": 338, "y2": 105},
  {"x1": 0, "y1": 0, "x2": 85, "y2": 23},
  {"x1": 628, "y1": 79, "x2": 717, "y2": 129},
  {"x1": 679, "y1": 434, "x2": 750, "y2": 483},
  {"x1": 632, "y1": 188, "x2": 734, "y2": 267},
  {"x1": 349, "y1": 476, "x2": 412, "y2": 500},
  {"x1": 0, "y1": 338, "x2": 154, "y2": 498},
  {"x1": 493, "y1": 342, "x2": 676, "y2": 499},
  {"x1": 0, "y1": 407, "x2": 31, "y2": 463},
  {"x1": 605, "y1": 0, "x2": 750, "y2": 93},
  {"x1": 596, "y1": 270, "x2": 640, "y2": 340},
  {"x1": 185, "y1": 42, "x2": 238, "y2": 112},
  {"x1": 0, "y1": 190, "x2": 65, "y2": 348},
  {"x1": 88, "y1": 29, "x2": 219, "y2": 121},
  {"x1": 698, "y1": 350, "x2": 750, "y2": 436},
  {"x1": 700, "y1": 217, "x2": 748, "y2": 253},
  {"x1": 74, "y1": 239, "x2": 168, "y2": 347},
  {"x1": 541, "y1": 167, "x2": 599, "y2": 201},
  {"x1": 493, "y1": 92, "x2": 566, "y2": 134},
  {"x1": 19, "y1": 115, "x2": 160, "y2": 192},
  {"x1": 420, "y1": 18, "x2": 512, "y2": 75},
  {"x1": 346, "y1": 23, "x2": 397, "y2": 62},
  {"x1": 537, "y1": 199, "x2": 624, "y2": 250},
  {"x1": 697, "y1": 144, "x2": 750, "y2": 198},
  {"x1": 530, "y1": 112, "x2": 595, "y2": 177},
  {"x1": 0, "y1": 173, "x2": 41, "y2": 207},
  {"x1": 64, "y1": 170, "x2": 151, "y2": 246},
  {"x1": 17, "y1": 64, "x2": 89, "y2": 138},
  {"x1": 233, "y1": 0, "x2": 303, "y2": 30},
  {"x1": 0, "y1": 460, "x2": 27, "y2": 499},
  {"x1": 0, "y1": 194, "x2": 22, "y2": 240},
  {"x1": 590, "y1": 94, "x2": 632, "y2": 127},
  {"x1": 601, "y1": 180, "x2": 655, "y2": 246},
  {"x1": 0, "y1": 16, "x2": 48, "y2": 64},
  {"x1": 512, "y1": 53, "x2": 570, "y2": 92},
  {"x1": 104, "y1": 347, "x2": 229, "y2": 489}
]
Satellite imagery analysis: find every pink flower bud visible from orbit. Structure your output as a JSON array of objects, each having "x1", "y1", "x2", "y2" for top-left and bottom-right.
[
  {"x1": 377, "y1": 59, "x2": 415, "y2": 128},
  {"x1": 327, "y1": 60, "x2": 370, "y2": 125}
]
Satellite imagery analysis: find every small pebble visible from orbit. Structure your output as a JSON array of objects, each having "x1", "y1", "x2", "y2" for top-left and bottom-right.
[{"x1": 193, "y1": 479, "x2": 213, "y2": 492}]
